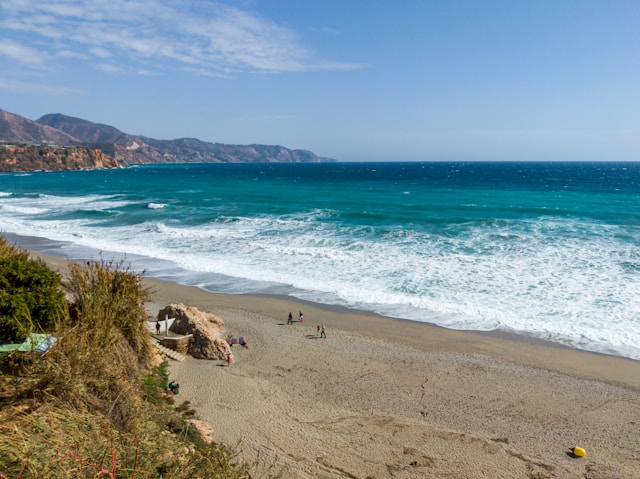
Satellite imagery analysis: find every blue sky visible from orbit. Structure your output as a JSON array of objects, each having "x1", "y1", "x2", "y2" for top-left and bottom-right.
[{"x1": 1, "y1": 0, "x2": 638, "y2": 161}]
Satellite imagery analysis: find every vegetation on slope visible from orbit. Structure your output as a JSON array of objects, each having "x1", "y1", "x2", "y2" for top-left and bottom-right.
[{"x1": 0, "y1": 237, "x2": 272, "y2": 478}]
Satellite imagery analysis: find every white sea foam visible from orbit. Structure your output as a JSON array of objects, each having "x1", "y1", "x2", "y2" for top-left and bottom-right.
[
  {"x1": 1, "y1": 193, "x2": 134, "y2": 216},
  {"x1": 1, "y1": 192, "x2": 639, "y2": 360},
  {"x1": 147, "y1": 203, "x2": 166, "y2": 209},
  {"x1": 0, "y1": 204, "x2": 50, "y2": 215}
]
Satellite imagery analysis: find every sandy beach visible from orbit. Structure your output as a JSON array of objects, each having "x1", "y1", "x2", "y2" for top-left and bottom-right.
[
  {"x1": 146, "y1": 279, "x2": 639, "y2": 479},
  {"x1": 34, "y1": 251, "x2": 640, "y2": 478}
]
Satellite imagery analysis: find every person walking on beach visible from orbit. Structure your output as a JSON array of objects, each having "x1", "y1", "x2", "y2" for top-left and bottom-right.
[
  {"x1": 287, "y1": 312, "x2": 293, "y2": 325},
  {"x1": 317, "y1": 324, "x2": 320, "y2": 336},
  {"x1": 299, "y1": 310, "x2": 304, "y2": 322},
  {"x1": 320, "y1": 324, "x2": 326, "y2": 338},
  {"x1": 226, "y1": 352, "x2": 233, "y2": 367}
]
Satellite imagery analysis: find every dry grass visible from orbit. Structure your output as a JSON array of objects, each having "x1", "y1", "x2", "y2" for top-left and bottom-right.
[
  {"x1": 0, "y1": 238, "x2": 21, "y2": 259},
  {"x1": 0, "y1": 249, "x2": 275, "y2": 478}
]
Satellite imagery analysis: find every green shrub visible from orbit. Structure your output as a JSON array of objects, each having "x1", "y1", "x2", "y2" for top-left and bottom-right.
[{"x1": 0, "y1": 248, "x2": 66, "y2": 343}]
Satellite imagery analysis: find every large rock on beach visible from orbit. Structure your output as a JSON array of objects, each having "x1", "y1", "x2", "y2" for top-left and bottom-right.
[{"x1": 158, "y1": 303, "x2": 230, "y2": 360}]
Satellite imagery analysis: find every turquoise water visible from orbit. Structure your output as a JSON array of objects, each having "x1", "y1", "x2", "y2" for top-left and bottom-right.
[{"x1": 1, "y1": 162, "x2": 639, "y2": 359}]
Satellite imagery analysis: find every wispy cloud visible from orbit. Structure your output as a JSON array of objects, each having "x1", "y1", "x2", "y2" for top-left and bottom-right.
[
  {"x1": 95, "y1": 63, "x2": 124, "y2": 73},
  {"x1": 0, "y1": 0, "x2": 361, "y2": 75},
  {"x1": 0, "y1": 39, "x2": 49, "y2": 65},
  {"x1": 0, "y1": 77, "x2": 86, "y2": 95}
]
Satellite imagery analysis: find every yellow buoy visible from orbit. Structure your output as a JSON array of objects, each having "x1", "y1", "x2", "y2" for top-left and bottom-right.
[{"x1": 573, "y1": 446, "x2": 586, "y2": 457}]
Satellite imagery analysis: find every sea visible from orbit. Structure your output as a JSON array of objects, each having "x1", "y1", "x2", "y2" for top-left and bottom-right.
[{"x1": 1, "y1": 161, "x2": 639, "y2": 360}]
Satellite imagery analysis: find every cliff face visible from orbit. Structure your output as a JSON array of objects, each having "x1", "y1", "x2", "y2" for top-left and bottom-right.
[{"x1": 0, "y1": 144, "x2": 120, "y2": 172}]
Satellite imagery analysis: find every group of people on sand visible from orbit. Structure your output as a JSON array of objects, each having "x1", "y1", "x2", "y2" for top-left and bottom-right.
[
  {"x1": 287, "y1": 311, "x2": 326, "y2": 338},
  {"x1": 287, "y1": 310, "x2": 305, "y2": 324}
]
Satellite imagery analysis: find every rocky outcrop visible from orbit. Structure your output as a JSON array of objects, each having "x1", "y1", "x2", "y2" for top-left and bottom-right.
[
  {"x1": 158, "y1": 303, "x2": 230, "y2": 360},
  {"x1": 0, "y1": 144, "x2": 120, "y2": 172}
]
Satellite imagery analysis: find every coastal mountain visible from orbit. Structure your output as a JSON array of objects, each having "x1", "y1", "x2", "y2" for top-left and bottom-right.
[
  {"x1": 0, "y1": 109, "x2": 81, "y2": 146},
  {"x1": 0, "y1": 108, "x2": 333, "y2": 171},
  {"x1": 36, "y1": 113, "x2": 137, "y2": 146},
  {"x1": 36, "y1": 112, "x2": 330, "y2": 164},
  {"x1": 0, "y1": 109, "x2": 120, "y2": 172}
]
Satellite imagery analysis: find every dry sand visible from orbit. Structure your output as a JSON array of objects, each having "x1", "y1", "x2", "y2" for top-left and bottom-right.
[
  {"x1": 144, "y1": 279, "x2": 640, "y2": 479},
  {"x1": 35, "y1": 251, "x2": 640, "y2": 478}
]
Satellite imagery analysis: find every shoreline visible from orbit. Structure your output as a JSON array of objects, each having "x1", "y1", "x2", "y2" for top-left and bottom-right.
[
  {"x1": 22, "y1": 245, "x2": 640, "y2": 477},
  {"x1": 19, "y1": 237, "x2": 640, "y2": 385},
  {"x1": 143, "y1": 277, "x2": 640, "y2": 387},
  {"x1": 5, "y1": 232, "x2": 636, "y2": 365},
  {"x1": 143, "y1": 275, "x2": 640, "y2": 478}
]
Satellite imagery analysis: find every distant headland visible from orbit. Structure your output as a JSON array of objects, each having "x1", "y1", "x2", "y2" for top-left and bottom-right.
[{"x1": 0, "y1": 108, "x2": 335, "y2": 172}]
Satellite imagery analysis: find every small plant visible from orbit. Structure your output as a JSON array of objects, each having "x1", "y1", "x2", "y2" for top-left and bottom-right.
[{"x1": 141, "y1": 362, "x2": 169, "y2": 405}]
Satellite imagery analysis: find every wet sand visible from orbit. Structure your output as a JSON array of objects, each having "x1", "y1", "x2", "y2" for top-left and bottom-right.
[{"x1": 31, "y1": 248, "x2": 640, "y2": 478}]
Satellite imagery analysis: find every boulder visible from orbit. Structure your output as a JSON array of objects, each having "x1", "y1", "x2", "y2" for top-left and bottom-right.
[
  {"x1": 158, "y1": 304, "x2": 230, "y2": 360},
  {"x1": 186, "y1": 419, "x2": 214, "y2": 444}
]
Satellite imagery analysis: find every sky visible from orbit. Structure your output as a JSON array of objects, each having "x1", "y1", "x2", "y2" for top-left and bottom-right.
[{"x1": 0, "y1": 0, "x2": 639, "y2": 162}]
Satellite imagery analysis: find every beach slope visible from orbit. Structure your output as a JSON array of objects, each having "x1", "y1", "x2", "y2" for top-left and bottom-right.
[{"x1": 34, "y1": 251, "x2": 640, "y2": 478}]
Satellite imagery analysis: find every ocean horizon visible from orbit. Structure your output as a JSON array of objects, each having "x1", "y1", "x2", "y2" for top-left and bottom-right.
[{"x1": 1, "y1": 161, "x2": 639, "y2": 360}]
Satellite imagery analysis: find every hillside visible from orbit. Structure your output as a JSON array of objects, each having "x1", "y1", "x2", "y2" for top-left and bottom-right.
[
  {"x1": 0, "y1": 238, "x2": 256, "y2": 478},
  {"x1": 0, "y1": 109, "x2": 81, "y2": 146},
  {"x1": 36, "y1": 113, "x2": 133, "y2": 145},
  {"x1": 36, "y1": 112, "x2": 330, "y2": 164},
  {"x1": 0, "y1": 108, "x2": 332, "y2": 171}
]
